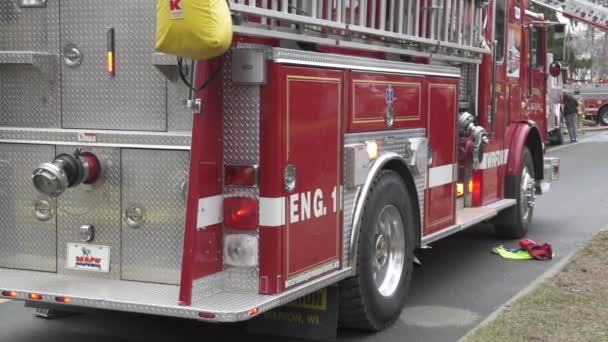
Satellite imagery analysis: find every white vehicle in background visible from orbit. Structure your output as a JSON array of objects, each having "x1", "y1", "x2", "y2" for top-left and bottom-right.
[{"x1": 546, "y1": 53, "x2": 564, "y2": 145}]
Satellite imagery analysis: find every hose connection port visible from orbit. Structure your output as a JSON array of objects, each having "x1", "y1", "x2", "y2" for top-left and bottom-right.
[{"x1": 32, "y1": 149, "x2": 101, "y2": 197}]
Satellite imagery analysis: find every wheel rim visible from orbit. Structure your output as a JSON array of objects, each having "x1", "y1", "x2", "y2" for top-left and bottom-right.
[
  {"x1": 373, "y1": 205, "x2": 405, "y2": 297},
  {"x1": 602, "y1": 112, "x2": 608, "y2": 125},
  {"x1": 520, "y1": 166, "x2": 535, "y2": 222}
]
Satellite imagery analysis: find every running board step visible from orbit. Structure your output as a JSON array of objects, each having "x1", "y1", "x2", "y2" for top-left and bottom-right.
[{"x1": 421, "y1": 199, "x2": 516, "y2": 245}]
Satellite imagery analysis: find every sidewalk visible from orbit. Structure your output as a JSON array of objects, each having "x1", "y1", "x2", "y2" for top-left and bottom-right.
[{"x1": 462, "y1": 230, "x2": 608, "y2": 342}]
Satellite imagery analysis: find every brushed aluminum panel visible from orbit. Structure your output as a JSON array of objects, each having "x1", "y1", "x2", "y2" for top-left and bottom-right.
[
  {"x1": 57, "y1": 147, "x2": 121, "y2": 279},
  {"x1": 0, "y1": 267, "x2": 351, "y2": 322},
  {"x1": 121, "y1": 149, "x2": 189, "y2": 285},
  {"x1": 343, "y1": 129, "x2": 426, "y2": 266},
  {"x1": 0, "y1": 127, "x2": 191, "y2": 149},
  {"x1": 60, "y1": 0, "x2": 166, "y2": 131},
  {"x1": 0, "y1": 143, "x2": 56, "y2": 272}
]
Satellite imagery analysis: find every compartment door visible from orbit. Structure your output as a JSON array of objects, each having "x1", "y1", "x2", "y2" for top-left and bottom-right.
[
  {"x1": 424, "y1": 80, "x2": 458, "y2": 235},
  {"x1": 0, "y1": 144, "x2": 57, "y2": 272},
  {"x1": 121, "y1": 149, "x2": 189, "y2": 285},
  {"x1": 60, "y1": 0, "x2": 167, "y2": 131},
  {"x1": 283, "y1": 67, "x2": 343, "y2": 288}
]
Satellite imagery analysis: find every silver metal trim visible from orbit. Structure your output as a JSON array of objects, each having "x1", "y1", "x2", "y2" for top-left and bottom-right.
[
  {"x1": 420, "y1": 199, "x2": 516, "y2": 245},
  {"x1": 269, "y1": 48, "x2": 462, "y2": 78},
  {"x1": 0, "y1": 267, "x2": 352, "y2": 322},
  {"x1": 0, "y1": 127, "x2": 191, "y2": 150},
  {"x1": 349, "y1": 152, "x2": 408, "y2": 273}
]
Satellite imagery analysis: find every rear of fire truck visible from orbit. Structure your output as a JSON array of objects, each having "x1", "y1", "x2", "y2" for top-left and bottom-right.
[{"x1": 0, "y1": 0, "x2": 573, "y2": 333}]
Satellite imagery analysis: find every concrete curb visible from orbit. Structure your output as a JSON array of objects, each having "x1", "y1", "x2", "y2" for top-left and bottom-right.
[{"x1": 457, "y1": 235, "x2": 595, "y2": 342}]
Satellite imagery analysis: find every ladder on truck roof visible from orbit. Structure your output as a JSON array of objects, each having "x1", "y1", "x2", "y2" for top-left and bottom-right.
[
  {"x1": 530, "y1": 0, "x2": 608, "y2": 31},
  {"x1": 229, "y1": 0, "x2": 491, "y2": 64}
]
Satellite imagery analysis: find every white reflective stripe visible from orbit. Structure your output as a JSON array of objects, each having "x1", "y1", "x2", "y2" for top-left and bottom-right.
[
  {"x1": 476, "y1": 149, "x2": 510, "y2": 170},
  {"x1": 0, "y1": 299, "x2": 9, "y2": 304},
  {"x1": 428, "y1": 164, "x2": 455, "y2": 188},
  {"x1": 259, "y1": 197, "x2": 286, "y2": 227},
  {"x1": 197, "y1": 195, "x2": 223, "y2": 228}
]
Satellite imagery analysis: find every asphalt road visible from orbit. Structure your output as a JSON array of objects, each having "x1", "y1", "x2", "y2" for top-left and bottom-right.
[{"x1": 1, "y1": 130, "x2": 607, "y2": 342}]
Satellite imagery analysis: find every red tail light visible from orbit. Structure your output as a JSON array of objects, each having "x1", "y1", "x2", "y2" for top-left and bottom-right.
[
  {"x1": 2, "y1": 291, "x2": 18, "y2": 298},
  {"x1": 198, "y1": 312, "x2": 216, "y2": 319},
  {"x1": 224, "y1": 197, "x2": 258, "y2": 230},
  {"x1": 225, "y1": 165, "x2": 257, "y2": 187}
]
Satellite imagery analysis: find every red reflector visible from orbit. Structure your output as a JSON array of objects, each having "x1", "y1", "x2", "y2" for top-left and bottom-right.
[
  {"x1": 55, "y1": 297, "x2": 72, "y2": 303},
  {"x1": 224, "y1": 197, "x2": 259, "y2": 230},
  {"x1": 1, "y1": 291, "x2": 18, "y2": 298},
  {"x1": 28, "y1": 293, "x2": 42, "y2": 300},
  {"x1": 248, "y1": 308, "x2": 259, "y2": 316},
  {"x1": 225, "y1": 165, "x2": 257, "y2": 187},
  {"x1": 198, "y1": 312, "x2": 216, "y2": 319}
]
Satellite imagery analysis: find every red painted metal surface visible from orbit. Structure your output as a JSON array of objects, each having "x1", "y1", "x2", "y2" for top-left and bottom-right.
[
  {"x1": 179, "y1": 59, "x2": 224, "y2": 305},
  {"x1": 424, "y1": 78, "x2": 457, "y2": 234},
  {"x1": 347, "y1": 73, "x2": 425, "y2": 133},
  {"x1": 259, "y1": 64, "x2": 343, "y2": 293},
  {"x1": 259, "y1": 63, "x2": 287, "y2": 295},
  {"x1": 505, "y1": 122, "x2": 534, "y2": 177}
]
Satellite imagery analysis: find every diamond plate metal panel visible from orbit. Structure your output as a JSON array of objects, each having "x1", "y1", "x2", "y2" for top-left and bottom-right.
[
  {"x1": 269, "y1": 48, "x2": 461, "y2": 78},
  {"x1": 60, "y1": 0, "x2": 166, "y2": 131},
  {"x1": 0, "y1": 1, "x2": 61, "y2": 128},
  {"x1": 0, "y1": 143, "x2": 56, "y2": 272},
  {"x1": 219, "y1": 48, "x2": 261, "y2": 293},
  {"x1": 343, "y1": 129, "x2": 427, "y2": 266},
  {"x1": 0, "y1": 65, "x2": 61, "y2": 128},
  {"x1": 167, "y1": 76, "x2": 193, "y2": 132},
  {"x1": 57, "y1": 147, "x2": 121, "y2": 279},
  {"x1": 121, "y1": 149, "x2": 189, "y2": 285}
]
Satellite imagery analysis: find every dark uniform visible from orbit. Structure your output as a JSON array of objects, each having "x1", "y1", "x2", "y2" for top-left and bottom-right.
[{"x1": 563, "y1": 93, "x2": 579, "y2": 142}]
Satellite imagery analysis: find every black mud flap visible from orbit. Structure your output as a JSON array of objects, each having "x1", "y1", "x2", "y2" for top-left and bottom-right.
[{"x1": 246, "y1": 286, "x2": 339, "y2": 341}]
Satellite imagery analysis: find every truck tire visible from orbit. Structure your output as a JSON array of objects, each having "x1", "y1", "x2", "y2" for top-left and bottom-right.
[
  {"x1": 598, "y1": 107, "x2": 608, "y2": 126},
  {"x1": 338, "y1": 170, "x2": 415, "y2": 331},
  {"x1": 554, "y1": 128, "x2": 563, "y2": 145},
  {"x1": 495, "y1": 147, "x2": 535, "y2": 238}
]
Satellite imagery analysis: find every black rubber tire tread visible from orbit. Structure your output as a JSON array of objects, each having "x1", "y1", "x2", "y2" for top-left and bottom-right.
[
  {"x1": 599, "y1": 107, "x2": 608, "y2": 126},
  {"x1": 495, "y1": 147, "x2": 534, "y2": 239},
  {"x1": 338, "y1": 170, "x2": 416, "y2": 331}
]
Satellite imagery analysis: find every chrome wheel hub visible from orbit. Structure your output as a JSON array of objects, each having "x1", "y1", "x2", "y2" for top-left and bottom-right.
[
  {"x1": 520, "y1": 167, "x2": 535, "y2": 222},
  {"x1": 373, "y1": 205, "x2": 405, "y2": 297}
]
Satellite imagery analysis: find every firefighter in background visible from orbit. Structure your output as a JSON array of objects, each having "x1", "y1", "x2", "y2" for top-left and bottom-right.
[
  {"x1": 576, "y1": 90, "x2": 586, "y2": 135},
  {"x1": 563, "y1": 91, "x2": 579, "y2": 142}
]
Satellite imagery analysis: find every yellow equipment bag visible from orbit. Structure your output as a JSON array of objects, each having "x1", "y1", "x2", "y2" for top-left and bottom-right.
[{"x1": 155, "y1": 0, "x2": 233, "y2": 60}]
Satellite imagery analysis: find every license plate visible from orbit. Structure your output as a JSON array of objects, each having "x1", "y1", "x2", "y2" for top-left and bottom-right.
[{"x1": 67, "y1": 243, "x2": 110, "y2": 273}]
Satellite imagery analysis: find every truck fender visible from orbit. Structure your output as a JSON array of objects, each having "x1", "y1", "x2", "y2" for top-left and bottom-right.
[
  {"x1": 505, "y1": 121, "x2": 543, "y2": 180},
  {"x1": 348, "y1": 153, "x2": 421, "y2": 274}
]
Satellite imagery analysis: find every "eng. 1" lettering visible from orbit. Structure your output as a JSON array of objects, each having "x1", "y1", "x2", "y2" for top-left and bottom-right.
[{"x1": 289, "y1": 186, "x2": 338, "y2": 224}]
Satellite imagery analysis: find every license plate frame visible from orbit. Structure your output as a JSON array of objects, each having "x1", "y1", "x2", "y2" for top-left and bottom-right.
[{"x1": 66, "y1": 243, "x2": 110, "y2": 273}]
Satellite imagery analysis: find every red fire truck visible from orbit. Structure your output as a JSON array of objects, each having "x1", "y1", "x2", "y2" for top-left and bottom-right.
[
  {"x1": 570, "y1": 84, "x2": 608, "y2": 126},
  {"x1": 0, "y1": 0, "x2": 574, "y2": 333}
]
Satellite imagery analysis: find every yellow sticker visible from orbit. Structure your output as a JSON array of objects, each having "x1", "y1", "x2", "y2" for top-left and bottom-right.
[{"x1": 287, "y1": 288, "x2": 328, "y2": 311}]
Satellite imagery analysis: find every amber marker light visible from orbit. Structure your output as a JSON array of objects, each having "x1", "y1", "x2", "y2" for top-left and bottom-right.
[
  {"x1": 107, "y1": 28, "x2": 115, "y2": 76},
  {"x1": 55, "y1": 296, "x2": 72, "y2": 304},
  {"x1": 28, "y1": 293, "x2": 43, "y2": 300},
  {"x1": 248, "y1": 308, "x2": 259, "y2": 316},
  {"x1": 2, "y1": 291, "x2": 18, "y2": 298}
]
